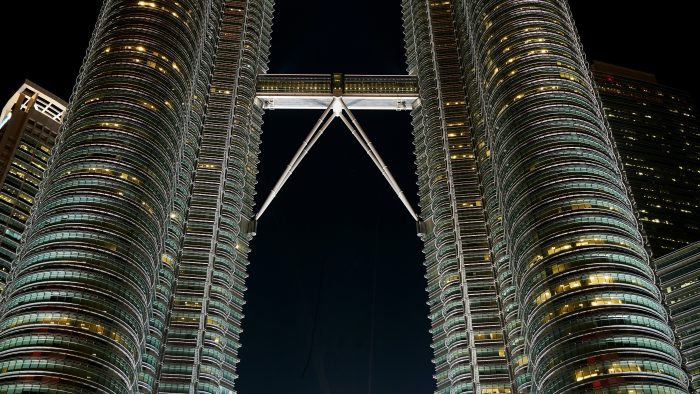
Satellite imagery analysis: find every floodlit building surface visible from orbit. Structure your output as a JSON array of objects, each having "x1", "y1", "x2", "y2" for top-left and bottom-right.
[
  {"x1": 593, "y1": 62, "x2": 700, "y2": 258},
  {"x1": 656, "y1": 242, "x2": 700, "y2": 393},
  {"x1": 0, "y1": 1, "x2": 692, "y2": 394},
  {"x1": 407, "y1": 1, "x2": 687, "y2": 393},
  {"x1": 0, "y1": 81, "x2": 65, "y2": 293}
]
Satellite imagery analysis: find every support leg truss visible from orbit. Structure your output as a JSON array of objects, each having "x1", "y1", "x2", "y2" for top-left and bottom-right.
[
  {"x1": 337, "y1": 100, "x2": 418, "y2": 221},
  {"x1": 255, "y1": 101, "x2": 335, "y2": 220},
  {"x1": 254, "y1": 97, "x2": 419, "y2": 224}
]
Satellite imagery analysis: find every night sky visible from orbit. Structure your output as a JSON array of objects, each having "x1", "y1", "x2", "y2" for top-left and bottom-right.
[{"x1": 0, "y1": 2, "x2": 697, "y2": 393}]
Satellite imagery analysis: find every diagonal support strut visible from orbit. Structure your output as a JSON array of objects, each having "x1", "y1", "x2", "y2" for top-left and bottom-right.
[
  {"x1": 255, "y1": 101, "x2": 335, "y2": 220},
  {"x1": 337, "y1": 99, "x2": 419, "y2": 221}
]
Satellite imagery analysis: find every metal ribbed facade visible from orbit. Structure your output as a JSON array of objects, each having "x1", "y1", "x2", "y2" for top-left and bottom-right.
[
  {"x1": 138, "y1": 1, "x2": 225, "y2": 392},
  {"x1": 403, "y1": 1, "x2": 511, "y2": 393},
  {"x1": 156, "y1": 0, "x2": 273, "y2": 392},
  {"x1": 0, "y1": 0, "x2": 218, "y2": 392},
  {"x1": 450, "y1": 0, "x2": 689, "y2": 393},
  {"x1": 457, "y1": 27, "x2": 530, "y2": 391}
]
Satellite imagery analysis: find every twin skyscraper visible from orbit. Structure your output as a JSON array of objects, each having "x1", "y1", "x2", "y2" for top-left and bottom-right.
[{"x1": 0, "y1": 1, "x2": 690, "y2": 393}]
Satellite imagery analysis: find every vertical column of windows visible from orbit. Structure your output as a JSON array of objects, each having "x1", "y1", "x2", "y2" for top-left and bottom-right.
[
  {"x1": 404, "y1": 1, "x2": 461, "y2": 390},
  {"x1": 156, "y1": 2, "x2": 249, "y2": 392},
  {"x1": 139, "y1": 1, "x2": 225, "y2": 393},
  {"x1": 403, "y1": 1, "x2": 511, "y2": 393},
  {"x1": 451, "y1": 2, "x2": 527, "y2": 392},
  {"x1": 156, "y1": 1, "x2": 273, "y2": 393}
]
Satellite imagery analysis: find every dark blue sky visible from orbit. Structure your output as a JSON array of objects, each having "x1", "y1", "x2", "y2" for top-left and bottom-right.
[{"x1": 0, "y1": 2, "x2": 697, "y2": 393}]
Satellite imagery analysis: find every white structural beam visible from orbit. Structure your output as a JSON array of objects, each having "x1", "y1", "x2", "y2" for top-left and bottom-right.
[
  {"x1": 257, "y1": 95, "x2": 419, "y2": 111},
  {"x1": 255, "y1": 101, "x2": 335, "y2": 220},
  {"x1": 338, "y1": 100, "x2": 419, "y2": 221}
]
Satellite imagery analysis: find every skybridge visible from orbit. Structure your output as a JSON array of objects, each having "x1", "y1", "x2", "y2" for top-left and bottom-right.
[{"x1": 256, "y1": 73, "x2": 420, "y2": 111}]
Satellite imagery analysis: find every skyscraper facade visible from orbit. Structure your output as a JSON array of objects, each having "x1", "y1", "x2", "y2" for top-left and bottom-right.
[
  {"x1": 0, "y1": 1, "x2": 691, "y2": 394},
  {"x1": 592, "y1": 62, "x2": 700, "y2": 258},
  {"x1": 0, "y1": 81, "x2": 66, "y2": 294}
]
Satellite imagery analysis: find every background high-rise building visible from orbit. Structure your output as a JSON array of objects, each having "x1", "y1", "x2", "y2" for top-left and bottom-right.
[
  {"x1": 0, "y1": 81, "x2": 65, "y2": 293},
  {"x1": 593, "y1": 63, "x2": 700, "y2": 392},
  {"x1": 593, "y1": 61, "x2": 700, "y2": 257},
  {"x1": 0, "y1": 1, "x2": 692, "y2": 394},
  {"x1": 656, "y1": 242, "x2": 700, "y2": 393}
]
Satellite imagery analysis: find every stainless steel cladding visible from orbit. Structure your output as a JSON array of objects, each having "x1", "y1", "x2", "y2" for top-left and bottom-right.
[{"x1": 451, "y1": 0, "x2": 688, "y2": 393}]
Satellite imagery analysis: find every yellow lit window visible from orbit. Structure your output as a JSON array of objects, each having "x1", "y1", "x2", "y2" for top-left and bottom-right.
[
  {"x1": 443, "y1": 274, "x2": 460, "y2": 286},
  {"x1": 161, "y1": 254, "x2": 174, "y2": 265}
]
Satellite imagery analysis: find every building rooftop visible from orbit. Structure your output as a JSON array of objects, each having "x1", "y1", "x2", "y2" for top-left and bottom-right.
[
  {"x1": 591, "y1": 61, "x2": 658, "y2": 84},
  {"x1": 1, "y1": 80, "x2": 67, "y2": 123}
]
